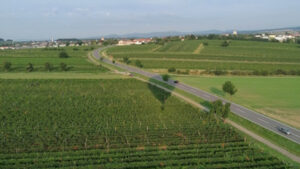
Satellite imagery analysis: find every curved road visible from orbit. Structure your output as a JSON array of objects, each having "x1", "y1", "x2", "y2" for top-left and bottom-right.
[{"x1": 94, "y1": 47, "x2": 300, "y2": 145}]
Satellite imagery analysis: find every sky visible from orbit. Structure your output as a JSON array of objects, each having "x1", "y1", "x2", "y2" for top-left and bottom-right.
[{"x1": 0, "y1": 0, "x2": 299, "y2": 40}]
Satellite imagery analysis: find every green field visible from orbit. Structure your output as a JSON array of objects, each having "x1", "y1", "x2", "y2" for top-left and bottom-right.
[
  {"x1": 0, "y1": 79, "x2": 292, "y2": 168},
  {"x1": 0, "y1": 47, "x2": 108, "y2": 72},
  {"x1": 173, "y1": 76, "x2": 300, "y2": 129},
  {"x1": 107, "y1": 40, "x2": 300, "y2": 75}
]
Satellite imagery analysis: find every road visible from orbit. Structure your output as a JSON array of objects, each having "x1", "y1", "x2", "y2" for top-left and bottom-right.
[{"x1": 93, "y1": 47, "x2": 300, "y2": 144}]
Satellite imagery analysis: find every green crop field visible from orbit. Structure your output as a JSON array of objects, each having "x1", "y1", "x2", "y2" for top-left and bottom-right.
[
  {"x1": 173, "y1": 76, "x2": 300, "y2": 129},
  {"x1": 0, "y1": 47, "x2": 108, "y2": 72},
  {"x1": 0, "y1": 79, "x2": 291, "y2": 168},
  {"x1": 107, "y1": 40, "x2": 300, "y2": 75}
]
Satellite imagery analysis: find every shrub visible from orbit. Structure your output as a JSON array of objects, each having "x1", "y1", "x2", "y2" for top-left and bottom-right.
[
  {"x1": 162, "y1": 74, "x2": 170, "y2": 81},
  {"x1": 44, "y1": 62, "x2": 53, "y2": 72},
  {"x1": 3, "y1": 62, "x2": 12, "y2": 71},
  {"x1": 26, "y1": 63, "x2": 34, "y2": 72},
  {"x1": 112, "y1": 60, "x2": 116, "y2": 64},
  {"x1": 60, "y1": 63, "x2": 68, "y2": 71},
  {"x1": 168, "y1": 67, "x2": 176, "y2": 73},
  {"x1": 222, "y1": 81, "x2": 237, "y2": 96},
  {"x1": 261, "y1": 70, "x2": 269, "y2": 76},
  {"x1": 59, "y1": 51, "x2": 69, "y2": 58},
  {"x1": 275, "y1": 69, "x2": 286, "y2": 75},
  {"x1": 123, "y1": 56, "x2": 130, "y2": 64},
  {"x1": 221, "y1": 40, "x2": 230, "y2": 47},
  {"x1": 135, "y1": 60, "x2": 143, "y2": 68},
  {"x1": 214, "y1": 70, "x2": 227, "y2": 76},
  {"x1": 203, "y1": 42, "x2": 209, "y2": 46},
  {"x1": 253, "y1": 70, "x2": 260, "y2": 75}
]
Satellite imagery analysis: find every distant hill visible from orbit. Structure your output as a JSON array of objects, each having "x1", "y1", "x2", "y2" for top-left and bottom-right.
[
  {"x1": 0, "y1": 38, "x2": 4, "y2": 42},
  {"x1": 100, "y1": 26, "x2": 300, "y2": 39}
]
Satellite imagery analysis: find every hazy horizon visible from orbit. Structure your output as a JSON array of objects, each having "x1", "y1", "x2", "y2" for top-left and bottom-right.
[{"x1": 1, "y1": 0, "x2": 300, "y2": 40}]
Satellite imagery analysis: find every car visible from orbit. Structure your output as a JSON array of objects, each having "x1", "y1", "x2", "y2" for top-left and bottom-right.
[
  {"x1": 278, "y1": 127, "x2": 291, "y2": 135},
  {"x1": 174, "y1": 80, "x2": 179, "y2": 84}
]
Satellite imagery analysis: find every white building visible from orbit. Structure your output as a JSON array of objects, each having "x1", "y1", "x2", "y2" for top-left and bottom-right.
[{"x1": 118, "y1": 38, "x2": 152, "y2": 46}]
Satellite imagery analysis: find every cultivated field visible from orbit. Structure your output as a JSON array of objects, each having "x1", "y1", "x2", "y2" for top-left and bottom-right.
[
  {"x1": 0, "y1": 79, "x2": 291, "y2": 168},
  {"x1": 107, "y1": 40, "x2": 300, "y2": 75},
  {"x1": 174, "y1": 76, "x2": 300, "y2": 129},
  {"x1": 0, "y1": 47, "x2": 108, "y2": 72}
]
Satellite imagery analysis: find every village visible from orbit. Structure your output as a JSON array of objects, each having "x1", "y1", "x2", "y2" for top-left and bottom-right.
[{"x1": 1, "y1": 30, "x2": 300, "y2": 50}]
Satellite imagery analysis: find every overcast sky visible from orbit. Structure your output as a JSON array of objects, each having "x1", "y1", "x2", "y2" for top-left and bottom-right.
[{"x1": 0, "y1": 0, "x2": 299, "y2": 40}]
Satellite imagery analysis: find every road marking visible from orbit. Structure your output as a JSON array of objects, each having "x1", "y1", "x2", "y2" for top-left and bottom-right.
[
  {"x1": 236, "y1": 108, "x2": 247, "y2": 114},
  {"x1": 257, "y1": 118, "x2": 270, "y2": 124},
  {"x1": 292, "y1": 134, "x2": 300, "y2": 139}
]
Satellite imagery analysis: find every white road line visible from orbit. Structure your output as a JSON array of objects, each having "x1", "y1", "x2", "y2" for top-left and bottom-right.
[
  {"x1": 292, "y1": 134, "x2": 300, "y2": 139},
  {"x1": 257, "y1": 118, "x2": 270, "y2": 124}
]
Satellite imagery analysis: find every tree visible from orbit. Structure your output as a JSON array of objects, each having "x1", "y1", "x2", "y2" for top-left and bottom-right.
[
  {"x1": 60, "y1": 63, "x2": 68, "y2": 71},
  {"x1": 221, "y1": 40, "x2": 230, "y2": 47},
  {"x1": 222, "y1": 81, "x2": 237, "y2": 95},
  {"x1": 223, "y1": 103, "x2": 231, "y2": 119},
  {"x1": 210, "y1": 100, "x2": 223, "y2": 115},
  {"x1": 123, "y1": 56, "x2": 130, "y2": 64},
  {"x1": 26, "y1": 63, "x2": 34, "y2": 72},
  {"x1": 210, "y1": 100, "x2": 231, "y2": 119},
  {"x1": 77, "y1": 41, "x2": 83, "y2": 46},
  {"x1": 3, "y1": 62, "x2": 12, "y2": 71},
  {"x1": 59, "y1": 51, "x2": 69, "y2": 58},
  {"x1": 135, "y1": 60, "x2": 143, "y2": 68},
  {"x1": 162, "y1": 74, "x2": 170, "y2": 81},
  {"x1": 168, "y1": 67, "x2": 176, "y2": 73},
  {"x1": 45, "y1": 62, "x2": 53, "y2": 72}
]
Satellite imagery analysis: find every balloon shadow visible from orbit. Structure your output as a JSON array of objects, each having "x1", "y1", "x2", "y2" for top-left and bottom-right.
[{"x1": 147, "y1": 74, "x2": 175, "y2": 110}]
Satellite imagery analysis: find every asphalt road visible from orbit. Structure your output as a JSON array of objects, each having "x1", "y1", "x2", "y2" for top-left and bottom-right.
[{"x1": 94, "y1": 47, "x2": 300, "y2": 144}]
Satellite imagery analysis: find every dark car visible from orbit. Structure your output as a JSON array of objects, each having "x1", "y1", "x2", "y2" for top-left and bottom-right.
[
  {"x1": 278, "y1": 127, "x2": 291, "y2": 135},
  {"x1": 174, "y1": 80, "x2": 179, "y2": 84}
]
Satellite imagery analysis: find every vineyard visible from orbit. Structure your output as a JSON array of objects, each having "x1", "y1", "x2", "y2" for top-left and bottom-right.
[
  {"x1": 0, "y1": 79, "x2": 291, "y2": 168},
  {"x1": 106, "y1": 40, "x2": 300, "y2": 75},
  {"x1": 0, "y1": 47, "x2": 108, "y2": 72}
]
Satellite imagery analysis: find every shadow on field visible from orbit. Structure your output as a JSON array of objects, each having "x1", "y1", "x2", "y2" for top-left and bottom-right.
[
  {"x1": 148, "y1": 75, "x2": 175, "y2": 110},
  {"x1": 210, "y1": 87, "x2": 225, "y2": 96},
  {"x1": 200, "y1": 100, "x2": 212, "y2": 111}
]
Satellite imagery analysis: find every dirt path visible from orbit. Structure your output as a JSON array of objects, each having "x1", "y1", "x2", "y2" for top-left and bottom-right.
[
  {"x1": 134, "y1": 76, "x2": 300, "y2": 163},
  {"x1": 193, "y1": 43, "x2": 204, "y2": 54}
]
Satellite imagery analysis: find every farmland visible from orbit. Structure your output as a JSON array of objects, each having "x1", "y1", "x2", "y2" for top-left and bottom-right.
[
  {"x1": 0, "y1": 47, "x2": 108, "y2": 72},
  {"x1": 0, "y1": 79, "x2": 291, "y2": 168},
  {"x1": 173, "y1": 76, "x2": 300, "y2": 129},
  {"x1": 106, "y1": 40, "x2": 300, "y2": 75}
]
